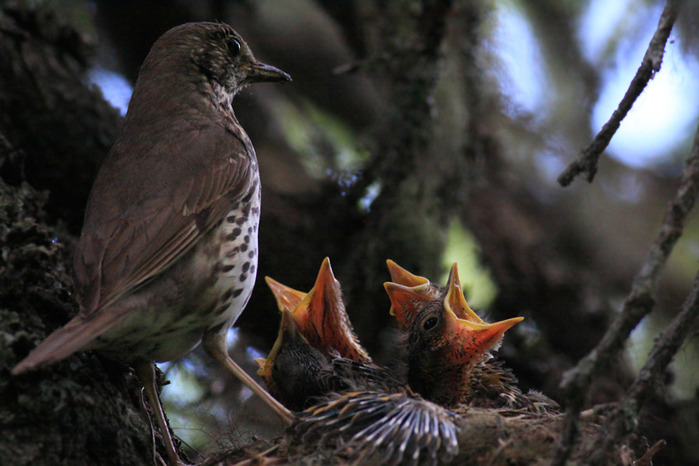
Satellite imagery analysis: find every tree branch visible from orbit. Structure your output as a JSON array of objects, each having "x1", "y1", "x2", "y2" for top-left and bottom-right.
[
  {"x1": 587, "y1": 269, "x2": 699, "y2": 463},
  {"x1": 550, "y1": 121, "x2": 699, "y2": 464},
  {"x1": 557, "y1": 0, "x2": 680, "y2": 187}
]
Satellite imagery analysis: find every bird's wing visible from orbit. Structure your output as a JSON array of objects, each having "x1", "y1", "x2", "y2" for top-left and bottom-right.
[
  {"x1": 293, "y1": 391, "x2": 461, "y2": 465},
  {"x1": 73, "y1": 123, "x2": 254, "y2": 315}
]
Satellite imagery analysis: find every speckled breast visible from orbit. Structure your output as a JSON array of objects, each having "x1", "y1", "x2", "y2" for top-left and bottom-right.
[
  {"x1": 89, "y1": 180, "x2": 262, "y2": 363},
  {"x1": 206, "y1": 180, "x2": 262, "y2": 335}
]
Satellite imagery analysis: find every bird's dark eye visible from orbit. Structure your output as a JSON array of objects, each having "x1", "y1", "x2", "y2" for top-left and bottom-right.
[
  {"x1": 228, "y1": 38, "x2": 241, "y2": 57},
  {"x1": 423, "y1": 317, "x2": 438, "y2": 330}
]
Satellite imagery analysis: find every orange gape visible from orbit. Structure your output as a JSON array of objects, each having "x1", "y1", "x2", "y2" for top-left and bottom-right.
[
  {"x1": 385, "y1": 260, "x2": 523, "y2": 406},
  {"x1": 264, "y1": 257, "x2": 372, "y2": 364}
]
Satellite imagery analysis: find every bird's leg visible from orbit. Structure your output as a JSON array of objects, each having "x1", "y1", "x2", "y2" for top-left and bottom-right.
[
  {"x1": 202, "y1": 332, "x2": 295, "y2": 425},
  {"x1": 135, "y1": 361, "x2": 186, "y2": 466}
]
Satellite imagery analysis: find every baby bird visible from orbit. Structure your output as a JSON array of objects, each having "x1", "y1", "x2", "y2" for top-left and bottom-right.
[
  {"x1": 385, "y1": 261, "x2": 556, "y2": 412},
  {"x1": 258, "y1": 258, "x2": 460, "y2": 465}
]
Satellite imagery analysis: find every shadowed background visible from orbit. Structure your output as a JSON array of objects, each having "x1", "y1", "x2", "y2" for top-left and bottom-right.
[{"x1": 1, "y1": 0, "x2": 698, "y2": 464}]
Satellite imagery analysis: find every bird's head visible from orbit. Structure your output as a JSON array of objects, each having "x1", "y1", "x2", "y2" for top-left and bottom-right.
[
  {"x1": 130, "y1": 22, "x2": 291, "y2": 117},
  {"x1": 265, "y1": 258, "x2": 372, "y2": 364},
  {"x1": 403, "y1": 263, "x2": 523, "y2": 368},
  {"x1": 190, "y1": 23, "x2": 291, "y2": 102}
]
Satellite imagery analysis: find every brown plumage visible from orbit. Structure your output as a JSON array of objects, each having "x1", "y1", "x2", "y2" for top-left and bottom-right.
[{"x1": 12, "y1": 22, "x2": 292, "y2": 465}]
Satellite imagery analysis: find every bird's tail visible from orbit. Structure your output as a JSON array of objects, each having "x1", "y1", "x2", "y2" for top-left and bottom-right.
[
  {"x1": 12, "y1": 310, "x2": 127, "y2": 375},
  {"x1": 291, "y1": 390, "x2": 461, "y2": 466}
]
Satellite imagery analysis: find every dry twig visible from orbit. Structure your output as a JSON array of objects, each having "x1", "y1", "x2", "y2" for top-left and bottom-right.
[
  {"x1": 586, "y1": 269, "x2": 699, "y2": 462},
  {"x1": 551, "y1": 121, "x2": 699, "y2": 465},
  {"x1": 557, "y1": 0, "x2": 680, "y2": 187}
]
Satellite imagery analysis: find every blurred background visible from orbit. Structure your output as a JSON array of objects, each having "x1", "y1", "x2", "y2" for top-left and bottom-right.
[{"x1": 4, "y1": 0, "x2": 699, "y2": 463}]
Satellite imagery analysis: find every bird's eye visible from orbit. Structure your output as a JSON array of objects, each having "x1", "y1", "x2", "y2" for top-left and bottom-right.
[
  {"x1": 423, "y1": 317, "x2": 438, "y2": 331},
  {"x1": 228, "y1": 38, "x2": 241, "y2": 57}
]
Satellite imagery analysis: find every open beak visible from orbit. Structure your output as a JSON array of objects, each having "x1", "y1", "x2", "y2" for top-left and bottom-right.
[
  {"x1": 444, "y1": 263, "x2": 485, "y2": 324},
  {"x1": 265, "y1": 276, "x2": 306, "y2": 313},
  {"x1": 297, "y1": 257, "x2": 371, "y2": 363},
  {"x1": 257, "y1": 309, "x2": 307, "y2": 380},
  {"x1": 386, "y1": 259, "x2": 430, "y2": 288},
  {"x1": 443, "y1": 306, "x2": 523, "y2": 366}
]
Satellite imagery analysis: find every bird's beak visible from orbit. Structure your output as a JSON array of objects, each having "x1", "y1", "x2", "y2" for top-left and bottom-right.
[
  {"x1": 384, "y1": 281, "x2": 434, "y2": 329},
  {"x1": 296, "y1": 258, "x2": 371, "y2": 363},
  {"x1": 441, "y1": 265, "x2": 522, "y2": 364},
  {"x1": 386, "y1": 259, "x2": 430, "y2": 287},
  {"x1": 305, "y1": 258, "x2": 343, "y2": 333},
  {"x1": 265, "y1": 276, "x2": 306, "y2": 313},
  {"x1": 245, "y1": 61, "x2": 292, "y2": 84},
  {"x1": 293, "y1": 257, "x2": 341, "y2": 340},
  {"x1": 444, "y1": 263, "x2": 485, "y2": 324},
  {"x1": 443, "y1": 307, "x2": 524, "y2": 366},
  {"x1": 257, "y1": 309, "x2": 307, "y2": 380}
]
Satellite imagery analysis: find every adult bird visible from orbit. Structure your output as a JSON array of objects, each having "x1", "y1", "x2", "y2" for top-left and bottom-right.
[{"x1": 12, "y1": 22, "x2": 292, "y2": 465}]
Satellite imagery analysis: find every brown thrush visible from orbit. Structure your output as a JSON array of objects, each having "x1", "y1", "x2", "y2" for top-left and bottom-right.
[{"x1": 12, "y1": 22, "x2": 292, "y2": 465}]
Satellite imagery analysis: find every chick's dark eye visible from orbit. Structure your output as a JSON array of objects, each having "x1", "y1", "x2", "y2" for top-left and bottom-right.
[
  {"x1": 228, "y1": 38, "x2": 241, "y2": 57},
  {"x1": 423, "y1": 317, "x2": 438, "y2": 331}
]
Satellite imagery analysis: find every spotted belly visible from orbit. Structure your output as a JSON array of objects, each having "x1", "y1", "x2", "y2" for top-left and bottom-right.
[
  {"x1": 205, "y1": 196, "x2": 261, "y2": 335},
  {"x1": 89, "y1": 190, "x2": 261, "y2": 363}
]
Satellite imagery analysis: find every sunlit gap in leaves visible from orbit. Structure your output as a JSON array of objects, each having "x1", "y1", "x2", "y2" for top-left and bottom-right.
[
  {"x1": 490, "y1": 1, "x2": 549, "y2": 121},
  {"x1": 598, "y1": 171, "x2": 646, "y2": 203},
  {"x1": 493, "y1": 0, "x2": 699, "y2": 173},
  {"x1": 158, "y1": 360, "x2": 203, "y2": 406},
  {"x1": 274, "y1": 97, "x2": 369, "y2": 185},
  {"x1": 440, "y1": 220, "x2": 497, "y2": 310},
  {"x1": 87, "y1": 67, "x2": 132, "y2": 115},
  {"x1": 156, "y1": 328, "x2": 241, "y2": 410},
  {"x1": 226, "y1": 327, "x2": 255, "y2": 404},
  {"x1": 156, "y1": 326, "x2": 254, "y2": 448},
  {"x1": 581, "y1": 0, "x2": 699, "y2": 168},
  {"x1": 534, "y1": 148, "x2": 568, "y2": 186},
  {"x1": 157, "y1": 359, "x2": 209, "y2": 449},
  {"x1": 359, "y1": 180, "x2": 381, "y2": 212}
]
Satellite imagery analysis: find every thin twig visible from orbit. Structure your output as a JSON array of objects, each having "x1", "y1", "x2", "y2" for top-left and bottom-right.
[
  {"x1": 557, "y1": 0, "x2": 680, "y2": 187},
  {"x1": 634, "y1": 439, "x2": 667, "y2": 466},
  {"x1": 587, "y1": 270, "x2": 699, "y2": 463},
  {"x1": 627, "y1": 271, "x2": 699, "y2": 406},
  {"x1": 550, "y1": 122, "x2": 699, "y2": 465}
]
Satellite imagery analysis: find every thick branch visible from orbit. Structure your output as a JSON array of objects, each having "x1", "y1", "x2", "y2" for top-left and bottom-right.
[
  {"x1": 551, "y1": 122, "x2": 699, "y2": 464},
  {"x1": 557, "y1": 0, "x2": 680, "y2": 187},
  {"x1": 341, "y1": 0, "x2": 456, "y2": 339}
]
